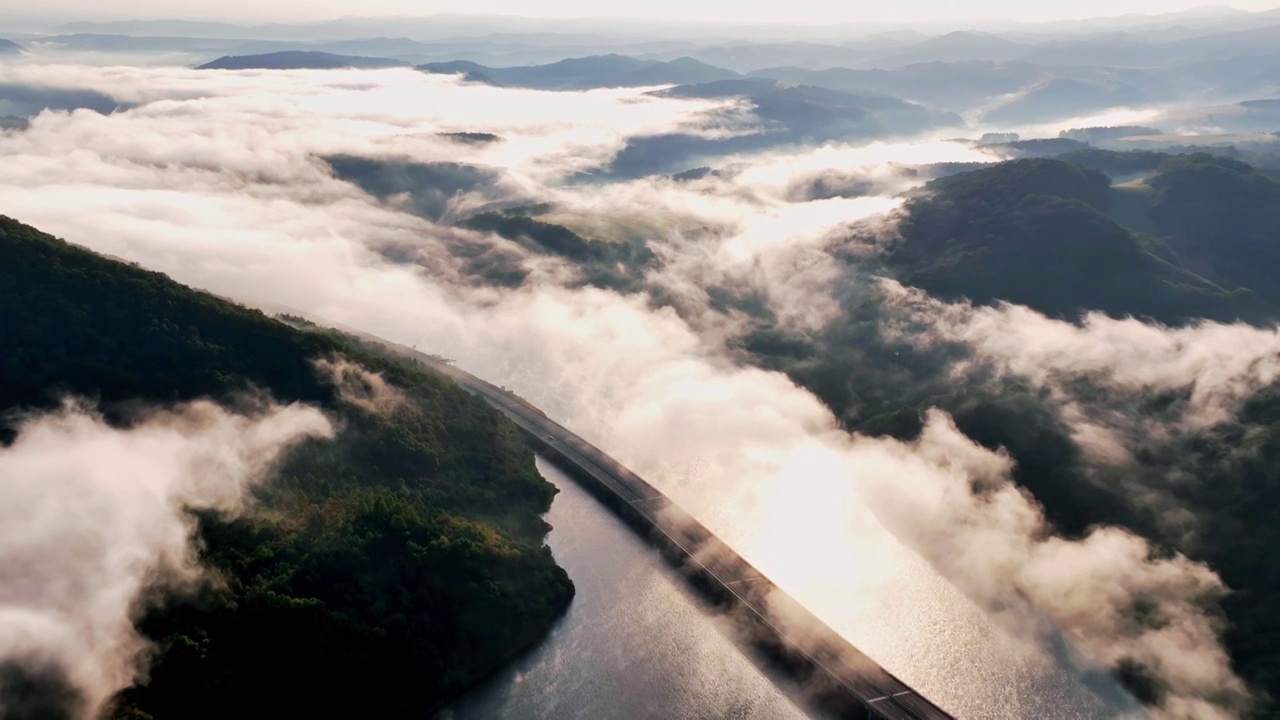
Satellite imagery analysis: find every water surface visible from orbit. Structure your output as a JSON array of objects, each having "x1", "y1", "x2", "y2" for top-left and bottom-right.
[{"x1": 441, "y1": 457, "x2": 811, "y2": 720}]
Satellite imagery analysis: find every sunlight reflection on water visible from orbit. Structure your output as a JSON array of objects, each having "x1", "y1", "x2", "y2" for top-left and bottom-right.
[{"x1": 442, "y1": 458, "x2": 811, "y2": 720}]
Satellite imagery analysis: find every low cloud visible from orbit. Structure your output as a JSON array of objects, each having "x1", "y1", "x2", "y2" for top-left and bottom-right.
[
  {"x1": 0, "y1": 60, "x2": 1249, "y2": 717},
  {"x1": 313, "y1": 356, "x2": 408, "y2": 415},
  {"x1": 883, "y1": 281, "x2": 1280, "y2": 431},
  {"x1": 0, "y1": 400, "x2": 332, "y2": 718},
  {"x1": 849, "y1": 410, "x2": 1246, "y2": 719}
]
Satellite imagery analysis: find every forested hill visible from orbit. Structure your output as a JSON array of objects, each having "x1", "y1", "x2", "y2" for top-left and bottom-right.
[
  {"x1": 0, "y1": 215, "x2": 573, "y2": 718},
  {"x1": 881, "y1": 156, "x2": 1277, "y2": 325},
  {"x1": 1145, "y1": 153, "x2": 1280, "y2": 307}
]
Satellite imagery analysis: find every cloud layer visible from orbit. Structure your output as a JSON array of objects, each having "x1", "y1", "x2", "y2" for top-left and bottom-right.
[
  {"x1": 0, "y1": 400, "x2": 332, "y2": 718},
  {"x1": 885, "y1": 282, "x2": 1280, "y2": 431},
  {"x1": 0, "y1": 61, "x2": 1258, "y2": 718}
]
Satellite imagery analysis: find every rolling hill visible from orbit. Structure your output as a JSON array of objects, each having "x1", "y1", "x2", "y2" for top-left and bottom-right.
[{"x1": 880, "y1": 157, "x2": 1274, "y2": 324}]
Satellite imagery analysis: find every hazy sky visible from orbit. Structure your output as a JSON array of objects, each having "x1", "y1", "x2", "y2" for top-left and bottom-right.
[{"x1": 5, "y1": 0, "x2": 1280, "y2": 25}]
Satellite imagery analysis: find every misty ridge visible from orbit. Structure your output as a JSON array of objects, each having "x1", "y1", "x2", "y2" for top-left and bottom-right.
[{"x1": 3, "y1": 4, "x2": 1280, "y2": 720}]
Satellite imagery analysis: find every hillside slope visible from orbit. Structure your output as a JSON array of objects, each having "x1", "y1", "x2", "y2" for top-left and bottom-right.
[
  {"x1": 0, "y1": 215, "x2": 573, "y2": 719},
  {"x1": 1146, "y1": 153, "x2": 1280, "y2": 305}
]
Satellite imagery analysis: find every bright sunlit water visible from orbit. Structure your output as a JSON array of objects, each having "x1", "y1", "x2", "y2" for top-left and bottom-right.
[{"x1": 440, "y1": 458, "x2": 811, "y2": 720}]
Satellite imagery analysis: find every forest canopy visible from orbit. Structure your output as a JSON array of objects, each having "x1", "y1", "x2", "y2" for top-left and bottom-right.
[{"x1": 0, "y1": 215, "x2": 573, "y2": 719}]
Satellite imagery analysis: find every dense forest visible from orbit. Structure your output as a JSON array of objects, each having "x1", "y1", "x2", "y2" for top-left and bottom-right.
[
  {"x1": 881, "y1": 155, "x2": 1275, "y2": 325},
  {"x1": 0, "y1": 215, "x2": 574, "y2": 719}
]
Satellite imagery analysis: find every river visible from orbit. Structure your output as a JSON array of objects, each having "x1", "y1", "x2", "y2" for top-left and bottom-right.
[{"x1": 440, "y1": 457, "x2": 814, "y2": 720}]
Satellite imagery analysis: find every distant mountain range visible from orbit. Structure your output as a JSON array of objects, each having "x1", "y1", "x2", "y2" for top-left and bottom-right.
[
  {"x1": 0, "y1": 38, "x2": 24, "y2": 54},
  {"x1": 199, "y1": 51, "x2": 407, "y2": 70},
  {"x1": 857, "y1": 31, "x2": 1029, "y2": 68},
  {"x1": 655, "y1": 42, "x2": 870, "y2": 73},
  {"x1": 36, "y1": 11, "x2": 1280, "y2": 67},
  {"x1": 418, "y1": 54, "x2": 738, "y2": 89},
  {"x1": 12, "y1": 15, "x2": 1280, "y2": 135},
  {"x1": 42, "y1": 7, "x2": 1280, "y2": 44}
]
